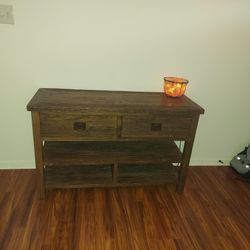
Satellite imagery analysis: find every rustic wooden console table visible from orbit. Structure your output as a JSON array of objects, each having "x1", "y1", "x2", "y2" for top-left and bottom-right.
[{"x1": 27, "y1": 88, "x2": 204, "y2": 198}]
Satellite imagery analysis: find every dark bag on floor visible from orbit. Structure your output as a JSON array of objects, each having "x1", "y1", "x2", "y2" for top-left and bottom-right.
[{"x1": 230, "y1": 144, "x2": 250, "y2": 180}]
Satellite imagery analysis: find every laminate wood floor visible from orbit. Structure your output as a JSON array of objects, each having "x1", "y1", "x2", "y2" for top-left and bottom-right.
[{"x1": 0, "y1": 167, "x2": 249, "y2": 250}]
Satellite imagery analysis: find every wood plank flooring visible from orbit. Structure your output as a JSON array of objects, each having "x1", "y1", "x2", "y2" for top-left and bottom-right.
[{"x1": 0, "y1": 166, "x2": 249, "y2": 250}]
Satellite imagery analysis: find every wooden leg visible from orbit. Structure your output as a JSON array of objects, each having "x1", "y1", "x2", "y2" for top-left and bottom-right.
[
  {"x1": 36, "y1": 168, "x2": 45, "y2": 199},
  {"x1": 177, "y1": 115, "x2": 200, "y2": 193},
  {"x1": 176, "y1": 140, "x2": 194, "y2": 193},
  {"x1": 176, "y1": 164, "x2": 188, "y2": 193},
  {"x1": 31, "y1": 112, "x2": 45, "y2": 198}
]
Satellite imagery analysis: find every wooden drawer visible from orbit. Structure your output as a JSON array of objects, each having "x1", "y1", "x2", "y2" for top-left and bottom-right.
[
  {"x1": 121, "y1": 115, "x2": 193, "y2": 139},
  {"x1": 40, "y1": 112, "x2": 117, "y2": 139}
]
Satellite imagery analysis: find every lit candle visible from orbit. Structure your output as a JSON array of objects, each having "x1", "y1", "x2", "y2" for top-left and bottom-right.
[{"x1": 164, "y1": 77, "x2": 189, "y2": 97}]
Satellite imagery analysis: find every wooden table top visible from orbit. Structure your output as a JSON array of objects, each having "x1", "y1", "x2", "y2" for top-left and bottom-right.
[{"x1": 27, "y1": 88, "x2": 205, "y2": 114}]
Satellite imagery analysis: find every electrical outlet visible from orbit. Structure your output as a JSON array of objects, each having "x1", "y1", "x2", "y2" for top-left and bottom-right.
[{"x1": 0, "y1": 5, "x2": 14, "y2": 24}]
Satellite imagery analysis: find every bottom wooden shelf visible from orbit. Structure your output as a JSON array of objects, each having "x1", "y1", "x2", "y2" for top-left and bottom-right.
[
  {"x1": 118, "y1": 164, "x2": 178, "y2": 185},
  {"x1": 44, "y1": 164, "x2": 179, "y2": 189}
]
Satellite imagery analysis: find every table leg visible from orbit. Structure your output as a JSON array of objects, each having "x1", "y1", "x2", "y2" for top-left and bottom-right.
[{"x1": 31, "y1": 112, "x2": 45, "y2": 198}]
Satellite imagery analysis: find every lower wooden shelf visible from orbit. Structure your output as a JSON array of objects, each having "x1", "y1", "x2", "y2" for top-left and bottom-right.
[
  {"x1": 118, "y1": 164, "x2": 178, "y2": 185},
  {"x1": 43, "y1": 140, "x2": 182, "y2": 166},
  {"x1": 43, "y1": 140, "x2": 181, "y2": 190},
  {"x1": 45, "y1": 165, "x2": 112, "y2": 189},
  {"x1": 44, "y1": 164, "x2": 179, "y2": 189}
]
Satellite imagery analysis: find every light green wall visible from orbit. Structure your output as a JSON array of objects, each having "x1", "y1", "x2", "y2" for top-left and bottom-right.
[{"x1": 0, "y1": 0, "x2": 250, "y2": 168}]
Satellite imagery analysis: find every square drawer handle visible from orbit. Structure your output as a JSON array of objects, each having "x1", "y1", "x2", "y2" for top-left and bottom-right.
[
  {"x1": 73, "y1": 122, "x2": 86, "y2": 131},
  {"x1": 151, "y1": 123, "x2": 162, "y2": 131}
]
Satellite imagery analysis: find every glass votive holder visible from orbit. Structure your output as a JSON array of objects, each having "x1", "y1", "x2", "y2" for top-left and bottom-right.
[{"x1": 164, "y1": 76, "x2": 189, "y2": 97}]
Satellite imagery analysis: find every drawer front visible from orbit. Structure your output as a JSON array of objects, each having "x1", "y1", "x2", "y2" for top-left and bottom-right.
[
  {"x1": 122, "y1": 115, "x2": 193, "y2": 138},
  {"x1": 40, "y1": 112, "x2": 117, "y2": 139}
]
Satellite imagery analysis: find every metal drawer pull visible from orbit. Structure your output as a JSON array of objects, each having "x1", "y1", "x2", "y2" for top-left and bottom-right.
[
  {"x1": 151, "y1": 123, "x2": 162, "y2": 131},
  {"x1": 73, "y1": 122, "x2": 86, "y2": 131}
]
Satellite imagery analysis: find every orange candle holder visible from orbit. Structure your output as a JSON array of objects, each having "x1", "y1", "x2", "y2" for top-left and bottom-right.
[{"x1": 164, "y1": 77, "x2": 189, "y2": 97}]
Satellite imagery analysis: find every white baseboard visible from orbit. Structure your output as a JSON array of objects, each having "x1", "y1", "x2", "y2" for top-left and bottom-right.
[
  {"x1": 190, "y1": 159, "x2": 230, "y2": 166},
  {"x1": 0, "y1": 160, "x2": 35, "y2": 169},
  {"x1": 0, "y1": 159, "x2": 231, "y2": 169}
]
